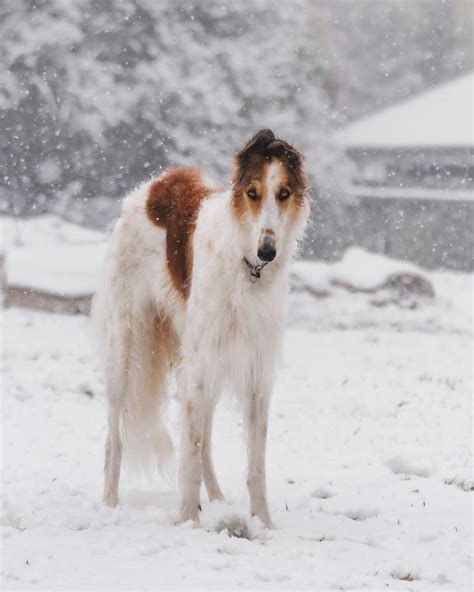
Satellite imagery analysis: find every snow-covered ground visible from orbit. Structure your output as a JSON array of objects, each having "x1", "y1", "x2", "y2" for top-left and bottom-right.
[
  {"x1": 1, "y1": 215, "x2": 473, "y2": 590},
  {"x1": 2, "y1": 299, "x2": 472, "y2": 589},
  {"x1": 1, "y1": 215, "x2": 106, "y2": 296}
]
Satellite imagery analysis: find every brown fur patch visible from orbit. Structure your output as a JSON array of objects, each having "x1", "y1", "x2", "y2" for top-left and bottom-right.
[
  {"x1": 231, "y1": 129, "x2": 308, "y2": 217},
  {"x1": 146, "y1": 168, "x2": 216, "y2": 298},
  {"x1": 152, "y1": 312, "x2": 179, "y2": 369}
]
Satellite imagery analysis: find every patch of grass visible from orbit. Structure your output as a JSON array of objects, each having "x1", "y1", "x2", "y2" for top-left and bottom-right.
[
  {"x1": 215, "y1": 515, "x2": 251, "y2": 540},
  {"x1": 391, "y1": 571, "x2": 418, "y2": 582},
  {"x1": 299, "y1": 534, "x2": 335, "y2": 543},
  {"x1": 444, "y1": 477, "x2": 474, "y2": 492}
]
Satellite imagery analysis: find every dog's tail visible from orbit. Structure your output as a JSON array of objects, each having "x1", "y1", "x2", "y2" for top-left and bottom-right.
[
  {"x1": 119, "y1": 312, "x2": 177, "y2": 477},
  {"x1": 93, "y1": 283, "x2": 177, "y2": 477}
]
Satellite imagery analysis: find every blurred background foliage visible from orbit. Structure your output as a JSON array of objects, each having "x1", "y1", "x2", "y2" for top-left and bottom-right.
[{"x1": 0, "y1": 0, "x2": 472, "y2": 224}]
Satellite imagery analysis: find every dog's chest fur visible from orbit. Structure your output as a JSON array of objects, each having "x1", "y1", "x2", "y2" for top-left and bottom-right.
[{"x1": 182, "y1": 192, "x2": 288, "y2": 392}]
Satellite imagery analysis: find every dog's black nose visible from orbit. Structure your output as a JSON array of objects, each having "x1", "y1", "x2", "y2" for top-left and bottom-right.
[{"x1": 257, "y1": 244, "x2": 276, "y2": 262}]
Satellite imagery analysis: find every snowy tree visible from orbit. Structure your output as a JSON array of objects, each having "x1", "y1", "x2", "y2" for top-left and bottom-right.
[
  {"x1": 0, "y1": 0, "x2": 471, "y2": 221},
  {"x1": 0, "y1": 0, "x2": 339, "y2": 215}
]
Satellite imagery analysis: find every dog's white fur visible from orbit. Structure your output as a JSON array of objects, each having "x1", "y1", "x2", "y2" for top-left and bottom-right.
[{"x1": 93, "y1": 156, "x2": 309, "y2": 528}]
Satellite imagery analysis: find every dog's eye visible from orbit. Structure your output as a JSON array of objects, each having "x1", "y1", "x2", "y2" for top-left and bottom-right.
[
  {"x1": 278, "y1": 188, "x2": 290, "y2": 201},
  {"x1": 247, "y1": 188, "x2": 258, "y2": 201}
]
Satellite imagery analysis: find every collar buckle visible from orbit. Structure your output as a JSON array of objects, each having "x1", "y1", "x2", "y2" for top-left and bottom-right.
[{"x1": 244, "y1": 258, "x2": 267, "y2": 283}]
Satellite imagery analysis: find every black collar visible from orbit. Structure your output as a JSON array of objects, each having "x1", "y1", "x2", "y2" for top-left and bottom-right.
[{"x1": 243, "y1": 257, "x2": 268, "y2": 283}]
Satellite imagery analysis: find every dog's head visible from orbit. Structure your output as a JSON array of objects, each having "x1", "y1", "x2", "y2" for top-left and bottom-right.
[{"x1": 232, "y1": 129, "x2": 309, "y2": 267}]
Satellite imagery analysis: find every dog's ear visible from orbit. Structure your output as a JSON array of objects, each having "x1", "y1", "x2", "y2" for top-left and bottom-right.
[
  {"x1": 267, "y1": 139, "x2": 303, "y2": 170},
  {"x1": 236, "y1": 129, "x2": 275, "y2": 162}
]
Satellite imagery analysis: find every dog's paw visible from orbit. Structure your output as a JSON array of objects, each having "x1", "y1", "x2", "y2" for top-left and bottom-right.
[
  {"x1": 175, "y1": 501, "x2": 201, "y2": 526},
  {"x1": 103, "y1": 491, "x2": 119, "y2": 508},
  {"x1": 208, "y1": 488, "x2": 225, "y2": 502},
  {"x1": 251, "y1": 505, "x2": 275, "y2": 529}
]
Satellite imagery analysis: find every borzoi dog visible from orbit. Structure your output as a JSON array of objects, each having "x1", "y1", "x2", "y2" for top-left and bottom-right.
[{"x1": 93, "y1": 129, "x2": 309, "y2": 528}]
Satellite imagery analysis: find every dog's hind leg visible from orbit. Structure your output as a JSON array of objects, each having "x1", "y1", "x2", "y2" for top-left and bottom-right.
[
  {"x1": 201, "y1": 400, "x2": 224, "y2": 502},
  {"x1": 102, "y1": 326, "x2": 130, "y2": 507},
  {"x1": 103, "y1": 405, "x2": 122, "y2": 507}
]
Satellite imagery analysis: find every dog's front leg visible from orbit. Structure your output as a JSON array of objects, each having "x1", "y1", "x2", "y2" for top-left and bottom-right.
[
  {"x1": 202, "y1": 401, "x2": 224, "y2": 502},
  {"x1": 176, "y1": 372, "x2": 205, "y2": 526},
  {"x1": 245, "y1": 387, "x2": 274, "y2": 529}
]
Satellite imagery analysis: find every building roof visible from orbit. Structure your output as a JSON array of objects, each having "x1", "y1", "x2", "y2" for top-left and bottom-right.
[{"x1": 335, "y1": 72, "x2": 474, "y2": 149}]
